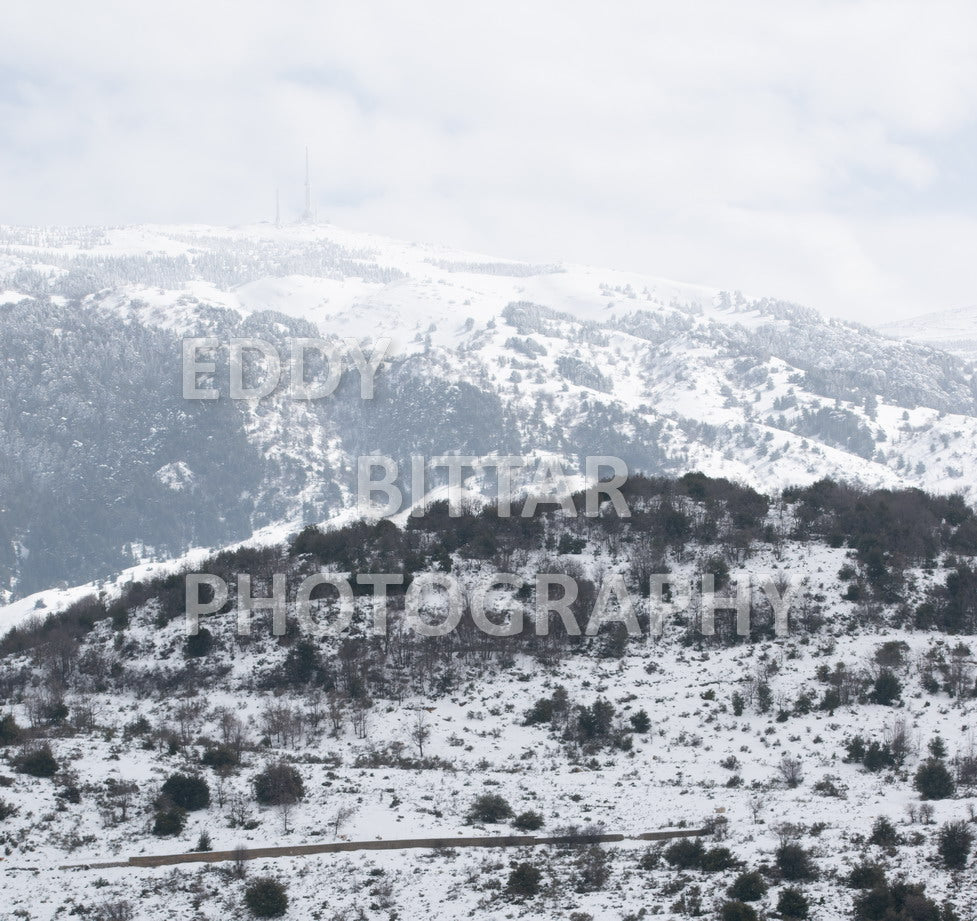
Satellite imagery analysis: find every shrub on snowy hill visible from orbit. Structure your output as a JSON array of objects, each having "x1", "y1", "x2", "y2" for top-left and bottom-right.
[
  {"x1": 914, "y1": 758, "x2": 956, "y2": 801},
  {"x1": 775, "y1": 840, "x2": 816, "y2": 881},
  {"x1": 13, "y1": 742, "x2": 59, "y2": 777},
  {"x1": 243, "y1": 877, "x2": 289, "y2": 918},
  {"x1": 663, "y1": 837, "x2": 706, "y2": 869},
  {"x1": 512, "y1": 810, "x2": 544, "y2": 831},
  {"x1": 253, "y1": 761, "x2": 305, "y2": 807},
  {"x1": 936, "y1": 821, "x2": 973, "y2": 870},
  {"x1": 720, "y1": 900, "x2": 758, "y2": 921},
  {"x1": 846, "y1": 861, "x2": 887, "y2": 890},
  {"x1": 777, "y1": 887, "x2": 810, "y2": 919},
  {"x1": 159, "y1": 772, "x2": 210, "y2": 811},
  {"x1": 466, "y1": 792, "x2": 514, "y2": 824},
  {"x1": 728, "y1": 870, "x2": 767, "y2": 902},
  {"x1": 0, "y1": 711, "x2": 22, "y2": 746},
  {"x1": 505, "y1": 862, "x2": 542, "y2": 899},
  {"x1": 851, "y1": 879, "x2": 944, "y2": 921},
  {"x1": 151, "y1": 807, "x2": 185, "y2": 836}
]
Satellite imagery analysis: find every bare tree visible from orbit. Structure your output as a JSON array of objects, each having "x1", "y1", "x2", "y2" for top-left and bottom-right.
[
  {"x1": 99, "y1": 778, "x2": 139, "y2": 826},
  {"x1": 228, "y1": 792, "x2": 254, "y2": 829},
  {"x1": 409, "y1": 711, "x2": 431, "y2": 760},
  {"x1": 351, "y1": 699, "x2": 369, "y2": 740},
  {"x1": 174, "y1": 698, "x2": 204, "y2": 746},
  {"x1": 231, "y1": 844, "x2": 248, "y2": 879},
  {"x1": 779, "y1": 755, "x2": 804, "y2": 788},
  {"x1": 307, "y1": 690, "x2": 324, "y2": 732},
  {"x1": 327, "y1": 693, "x2": 345, "y2": 738},
  {"x1": 330, "y1": 804, "x2": 356, "y2": 837}
]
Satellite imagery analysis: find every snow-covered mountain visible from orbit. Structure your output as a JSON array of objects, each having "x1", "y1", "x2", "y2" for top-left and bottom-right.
[
  {"x1": 878, "y1": 306, "x2": 977, "y2": 363},
  {"x1": 3, "y1": 222, "x2": 977, "y2": 600},
  {"x1": 2, "y1": 226, "x2": 977, "y2": 921}
]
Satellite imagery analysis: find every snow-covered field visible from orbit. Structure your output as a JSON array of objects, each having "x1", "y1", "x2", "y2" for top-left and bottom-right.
[{"x1": 1, "y1": 529, "x2": 975, "y2": 920}]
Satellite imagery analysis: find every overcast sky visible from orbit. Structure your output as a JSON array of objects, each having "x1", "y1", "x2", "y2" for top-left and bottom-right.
[{"x1": 2, "y1": 1, "x2": 976, "y2": 323}]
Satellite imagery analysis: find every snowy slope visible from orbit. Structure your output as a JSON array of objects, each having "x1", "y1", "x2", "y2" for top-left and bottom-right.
[
  {"x1": 3, "y1": 222, "x2": 977, "y2": 601},
  {"x1": 878, "y1": 305, "x2": 977, "y2": 363}
]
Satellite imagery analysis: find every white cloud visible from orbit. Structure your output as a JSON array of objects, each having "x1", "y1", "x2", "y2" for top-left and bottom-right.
[{"x1": 2, "y1": 0, "x2": 976, "y2": 322}]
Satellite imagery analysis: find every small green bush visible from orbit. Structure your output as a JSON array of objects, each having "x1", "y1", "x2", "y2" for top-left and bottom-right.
[
  {"x1": 937, "y1": 821, "x2": 973, "y2": 870},
  {"x1": 776, "y1": 842, "x2": 816, "y2": 880},
  {"x1": 0, "y1": 713, "x2": 22, "y2": 746},
  {"x1": 466, "y1": 793, "x2": 513, "y2": 824},
  {"x1": 777, "y1": 887, "x2": 809, "y2": 919},
  {"x1": 869, "y1": 816, "x2": 899, "y2": 847},
  {"x1": 663, "y1": 837, "x2": 705, "y2": 869},
  {"x1": 506, "y1": 862, "x2": 541, "y2": 898},
  {"x1": 847, "y1": 861, "x2": 887, "y2": 889},
  {"x1": 14, "y1": 743, "x2": 59, "y2": 778},
  {"x1": 161, "y1": 773, "x2": 210, "y2": 811},
  {"x1": 914, "y1": 760, "x2": 955, "y2": 800},
  {"x1": 700, "y1": 846, "x2": 739, "y2": 871},
  {"x1": 152, "y1": 808, "x2": 185, "y2": 836},
  {"x1": 244, "y1": 877, "x2": 289, "y2": 918},
  {"x1": 512, "y1": 810, "x2": 544, "y2": 831},
  {"x1": 721, "y1": 900, "x2": 758, "y2": 921},
  {"x1": 253, "y1": 762, "x2": 305, "y2": 807},
  {"x1": 728, "y1": 870, "x2": 767, "y2": 902}
]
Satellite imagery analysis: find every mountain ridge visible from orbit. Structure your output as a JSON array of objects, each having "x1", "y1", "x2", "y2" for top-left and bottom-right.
[{"x1": 3, "y1": 221, "x2": 977, "y2": 600}]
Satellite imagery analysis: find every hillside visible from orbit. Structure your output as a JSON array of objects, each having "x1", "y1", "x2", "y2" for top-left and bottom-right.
[
  {"x1": 879, "y1": 307, "x2": 977, "y2": 363},
  {"x1": 4, "y1": 223, "x2": 977, "y2": 600},
  {"x1": 0, "y1": 474, "x2": 975, "y2": 920}
]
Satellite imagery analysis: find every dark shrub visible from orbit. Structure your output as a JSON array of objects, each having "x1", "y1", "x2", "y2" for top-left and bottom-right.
[
  {"x1": 466, "y1": 793, "x2": 513, "y2": 824},
  {"x1": 253, "y1": 762, "x2": 305, "y2": 807},
  {"x1": 512, "y1": 810, "x2": 544, "y2": 831},
  {"x1": 853, "y1": 881, "x2": 940, "y2": 921},
  {"x1": 729, "y1": 870, "x2": 767, "y2": 902},
  {"x1": 914, "y1": 760, "x2": 955, "y2": 800},
  {"x1": 663, "y1": 837, "x2": 705, "y2": 869},
  {"x1": 0, "y1": 713, "x2": 22, "y2": 746},
  {"x1": 638, "y1": 847, "x2": 661, "y2": 870},
  {"x1": 870, "y1": 669, "x2": 902, "y2": 705},
  {"x1": 776, "y1": 842, "x2": 816, "y2": 880},
  {"x1": 869, "y1": 816, "x2": 899, "y2": 847},
  {"x1": 14, "y1": 743, "x2": 59, "y2": 778},
  {"x1": 573, "y1": 844, "x2": 610, "y2": 892},
  {"x1": 506, "y1": 862, "x2": 541, "y2": 898},
  {"x1": 777, "y1": 887, "x2": 809, "y2": 919},
  {"x1": 937, "y1": 821, "x2": 973, "y2": 870},
  {"x1": 152, "y1": 808, "x2": 185, "y2": 836},
  {"x1": 847, "y1": 861, "x2": 887, "y2": 889},
  {"x1": 557, "y1": 533, "x2": 586, "y2": 554},
  {"x1": 160, "y1": 773, "x2": 210, "y2": 811},
  {"x1": 201, "y1": 744, "x2": 239, "y2": 771},
  {"x1": 721, "y1": 900, "x2": 758, "y2": 921},
  {"x1": 854, "y1": 885, "x2": 893, "y2": 921},
  {"x1": 700, "y1": 846, "x2": 739, "y2": 871},
  {"x1": 279, "y1": 639, "x2": 322, "y2": 686},
  {"x1": 184, "y1": 628, "x2": 214, "y2": 658},
  {"x1": 629, "y1": 710, "x2": 651, "y2": 733},
  {"x1": 523, "y1": 696, "x2": 557, "y2": 726},
  {"x1": 862, "y1": 741, "x2": 895, "y2": 772},
  {"x1": 244, "y1": 877, "x2": 289, "y2": 918}
]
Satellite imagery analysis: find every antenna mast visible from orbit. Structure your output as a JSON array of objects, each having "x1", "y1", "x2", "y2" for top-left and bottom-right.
[{"x1": 302, "y1": 147, "x2": 314, "y2": 222}]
